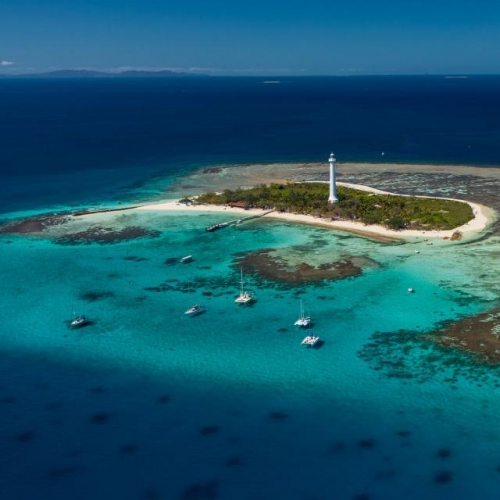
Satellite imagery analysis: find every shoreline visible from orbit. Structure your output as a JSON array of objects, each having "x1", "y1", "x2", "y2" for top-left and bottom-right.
[
  {"x1": 1, "y1": 162, "x2": 497, "y2": 243},
  {"x1": 135, "y1": 182, "x2": 495, "y2": 244},
  {"x1": 136, "y1": 160, "x2": 499, "y2": 243},
  {"x1": 134, "y1": 200, "x2": 493, "y2": 244}
]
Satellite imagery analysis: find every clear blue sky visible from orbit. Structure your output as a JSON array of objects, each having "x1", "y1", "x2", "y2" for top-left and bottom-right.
[{"x1": 1, "y1": 0, "x2": 499, "y2": 75}]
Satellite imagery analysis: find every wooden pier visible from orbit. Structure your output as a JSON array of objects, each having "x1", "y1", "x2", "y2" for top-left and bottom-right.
[{"x1": 205, "y1": 210, "x2": 273, "y2": 232}]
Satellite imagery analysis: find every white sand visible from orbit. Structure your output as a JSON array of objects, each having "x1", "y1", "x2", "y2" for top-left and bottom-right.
[{"x1": 135, "y1": 182, "x2": 495, "y2": 244}]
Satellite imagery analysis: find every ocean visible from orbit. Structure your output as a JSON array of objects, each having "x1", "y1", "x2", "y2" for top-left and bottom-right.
[
  {"x1": 2, "y1": 75, "x2": 500, "y2": 213},
  {"x1": 1, "y1": 76, "x2": 500, "y2": 500}
]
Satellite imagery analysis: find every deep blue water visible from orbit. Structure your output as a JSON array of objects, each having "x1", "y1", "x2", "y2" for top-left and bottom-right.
[
  {"x1": 1, "y1": 75, "x2": 500, "y2": 212},
  {"x1": 1, "y1": 77, "x2": 500, "y2": 500}
]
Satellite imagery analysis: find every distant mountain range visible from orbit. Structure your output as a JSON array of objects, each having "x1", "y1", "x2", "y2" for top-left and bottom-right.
[{"x1": 1, "y1": 69, "x2": 208, "y2": 78}]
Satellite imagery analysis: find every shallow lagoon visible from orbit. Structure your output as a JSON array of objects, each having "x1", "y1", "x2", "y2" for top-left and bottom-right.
[{"x1": 1, "y1": 203, "x2": 500, "y2": 499}]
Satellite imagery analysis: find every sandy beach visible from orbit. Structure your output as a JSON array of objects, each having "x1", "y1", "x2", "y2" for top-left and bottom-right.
[
  {"x1": 136, "y1": 180, "x2": 495, "y2": 244},
  {"x1": 1, "y1": 162, "x2": 496, "y2": 244}
]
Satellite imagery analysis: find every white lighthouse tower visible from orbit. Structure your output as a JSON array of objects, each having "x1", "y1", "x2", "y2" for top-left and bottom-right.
[{"x1": 328, "y1": 152, "x2": 339, "y2": 203}]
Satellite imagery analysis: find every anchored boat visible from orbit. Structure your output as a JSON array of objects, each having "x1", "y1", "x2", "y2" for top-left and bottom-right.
[
  {"x1": 184, "y1": 304, "x2": 203, "y2": 317},
  {"x1": 70, "y1": 315, "x2": 88, "y2": 328},
  {"x1": 235, "y1": 268, "x2": 254, "y2": 304},
  {"x1": 294, "y1": 300, "x2": 311, "y2": 327},
  {"x1": 301, "y1": 334, "x2": 320, "y2": 347}
]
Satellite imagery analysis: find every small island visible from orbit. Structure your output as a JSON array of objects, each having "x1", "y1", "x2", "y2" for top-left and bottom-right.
[
  {"x1": 2, "y1": 150, "x2": 493, "y2": 247},
  {"x1": 193, "y1": 182, "x2": 474, "y2": 233}
]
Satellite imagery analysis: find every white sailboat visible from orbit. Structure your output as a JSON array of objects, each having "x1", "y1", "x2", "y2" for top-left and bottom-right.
[
  {"x1": 69, "y1": 301, "x2": 88, "y2": 329},
  {"x1": 294, "y1": 300, "x2": 311, "y2": 327},
  {"x1": 184, "y1": 304, "x2": 203, "y2": 317},
  {"x1": 234, "y1": 267, "x2": 254, "y2": 304},
  {"x1": 70, "y1": 315, "x2": 87, "y2": 328}
]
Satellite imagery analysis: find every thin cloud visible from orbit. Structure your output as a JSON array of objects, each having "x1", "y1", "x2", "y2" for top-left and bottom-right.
[
  {"x1": 196, "y1": 67, "x2": 295, "y2": 76},
  {"x1": 1, "y1": 61, "x2": 14, "y2": 66},
  {"x1": 112, "y1": 66, "x2": 189, "y2": 73}
]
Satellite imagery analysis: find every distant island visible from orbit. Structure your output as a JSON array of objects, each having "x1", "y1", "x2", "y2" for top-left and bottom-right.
[{"x1": 1, "y1": 69, "x2": 208, "y2": 79}]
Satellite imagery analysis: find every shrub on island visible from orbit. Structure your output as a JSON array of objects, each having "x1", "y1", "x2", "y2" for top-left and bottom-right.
[{"x1": 195, "y1": 182, "x2": 474, "y2": 231}]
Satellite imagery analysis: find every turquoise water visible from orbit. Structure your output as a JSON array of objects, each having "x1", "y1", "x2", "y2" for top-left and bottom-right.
[
  {"x1": 1, "y1": 205, "x2": 500, "y2": 499},
  {"x1": 2, "y1": 76, "x2": 500, "y2": 499}
]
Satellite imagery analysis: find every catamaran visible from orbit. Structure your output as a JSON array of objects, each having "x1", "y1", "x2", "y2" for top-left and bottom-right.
[
  {"x1": 301, "y1": 334, "x2": 320, "y2": 347},
  {"x1": 294, "y1": 300, "x2": 311, "y2": 327},
  {"x1": 235, "y1": 268, "x2": 254, "y2": 304}
]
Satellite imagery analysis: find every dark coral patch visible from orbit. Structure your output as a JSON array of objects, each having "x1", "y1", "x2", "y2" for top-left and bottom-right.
[
  {"x1": 203, "y1": 167, "x2": 223, "y2": 174},
  {"x1": 144, "y1": 284, "x2": 176, "y2": 293},
  {"x1": 397, "y1": 430, "x2": 412, "y2": 437},
  {"x1": 124, "y1": 255, "x2": 150, "y2": 262},
  {"x1": 224, "y1": 456, "x2": 242, "y2": 467},
  {"x1": 0, "y1": 212, "x2": 70, "y2": 234},
  {"x1": 90, "y1": 412, "x2": 110, "y2": 424},
  {"x1": 14, "y1": 431, "x2": 35, "y2": 443},
  {"x1": 200, "y1": 425, "x2": 221, "y2": 436},
  {"x1": 427, "y1": 307, "x2": 500, "y2": 365},
  {"x1": 179, "y1": 481, "x2": 219, "y2": 500},
  {"x1": 436, "y1": 449, "x2": 452, "y2": 459},
  {"x1": 1, "y1": 396, "x2": 16, "y2": 404},
  {"x1": 47, "y1": 465, "x2": 83, "y2": 480},
  {"x1": 353, "y1": 494, "x2": 371, "y2": 500},
  {"x1": 80, "y1": 291, "x2": 115, "y2": 302},
  {"x1": 234, "y1": 249, "x2": 369, "y2": 285},
  {"x1": 357, "y1": 326, "x2": 500, "y2": 383},
  {"x1": 434, "y1": 471, "x2": 453, "y2": 483},
  {"x1": 358, "y1": 439, "x2": 376, "y2": 449},
  {"x1": 55, "y1": 226, "x2": 160, "y2": 245},
  {"x1": 268, "y1": 411, "x2": 288, "y2": 422},
  {"x1": 90, "y1": 386, "x2": 105, "y2": 394},
  {"x1": 157, "y1": 395, "x2": 171, "y2": 404}
]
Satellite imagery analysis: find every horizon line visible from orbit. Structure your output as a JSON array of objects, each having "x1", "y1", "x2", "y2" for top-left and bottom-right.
[{"x1": 1, "y1": 69, "x2": 500, "y2": 79}]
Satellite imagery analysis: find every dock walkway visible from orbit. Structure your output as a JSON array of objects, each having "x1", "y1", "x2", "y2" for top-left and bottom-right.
[{"x1": 205, "y1": 209, "x2": 273, "y2": 232}]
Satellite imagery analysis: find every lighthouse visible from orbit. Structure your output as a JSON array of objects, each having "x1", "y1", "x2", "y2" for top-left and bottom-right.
[{"x1": 328, "y1": 152, "x2": 339, "y2": 204}]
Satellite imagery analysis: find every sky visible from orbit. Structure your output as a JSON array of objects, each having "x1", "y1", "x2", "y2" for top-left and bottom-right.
[{"x1": 1, "y1": 0, "x2": 500, "y2": 76}]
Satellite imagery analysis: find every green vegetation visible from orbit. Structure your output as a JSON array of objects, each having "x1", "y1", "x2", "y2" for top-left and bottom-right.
[{"x1": 195, "y1": 182, "x2": 474, "y2": 231}]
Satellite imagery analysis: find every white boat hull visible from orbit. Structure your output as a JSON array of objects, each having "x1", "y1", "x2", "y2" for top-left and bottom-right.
[
  {"x1": 185, "y1": 305, "x2": 202, "y2": 316},
  {"x1": 295, "y1": 317, "x2": 311, "y2": 327},
  {"x1": 235, "y1": 293, "x2": 253, "y2": 304},
  {"x1": 301, "y1": 335, "x2": 320, "y2": 346},
  {"x1": 70, "y1": 316, "x2": 87, "y2": 328}
]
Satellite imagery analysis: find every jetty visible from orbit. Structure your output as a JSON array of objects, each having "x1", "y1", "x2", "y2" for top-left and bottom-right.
[{"x1": 205, "y1": 210, "x2": 273, "y2": 232}]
